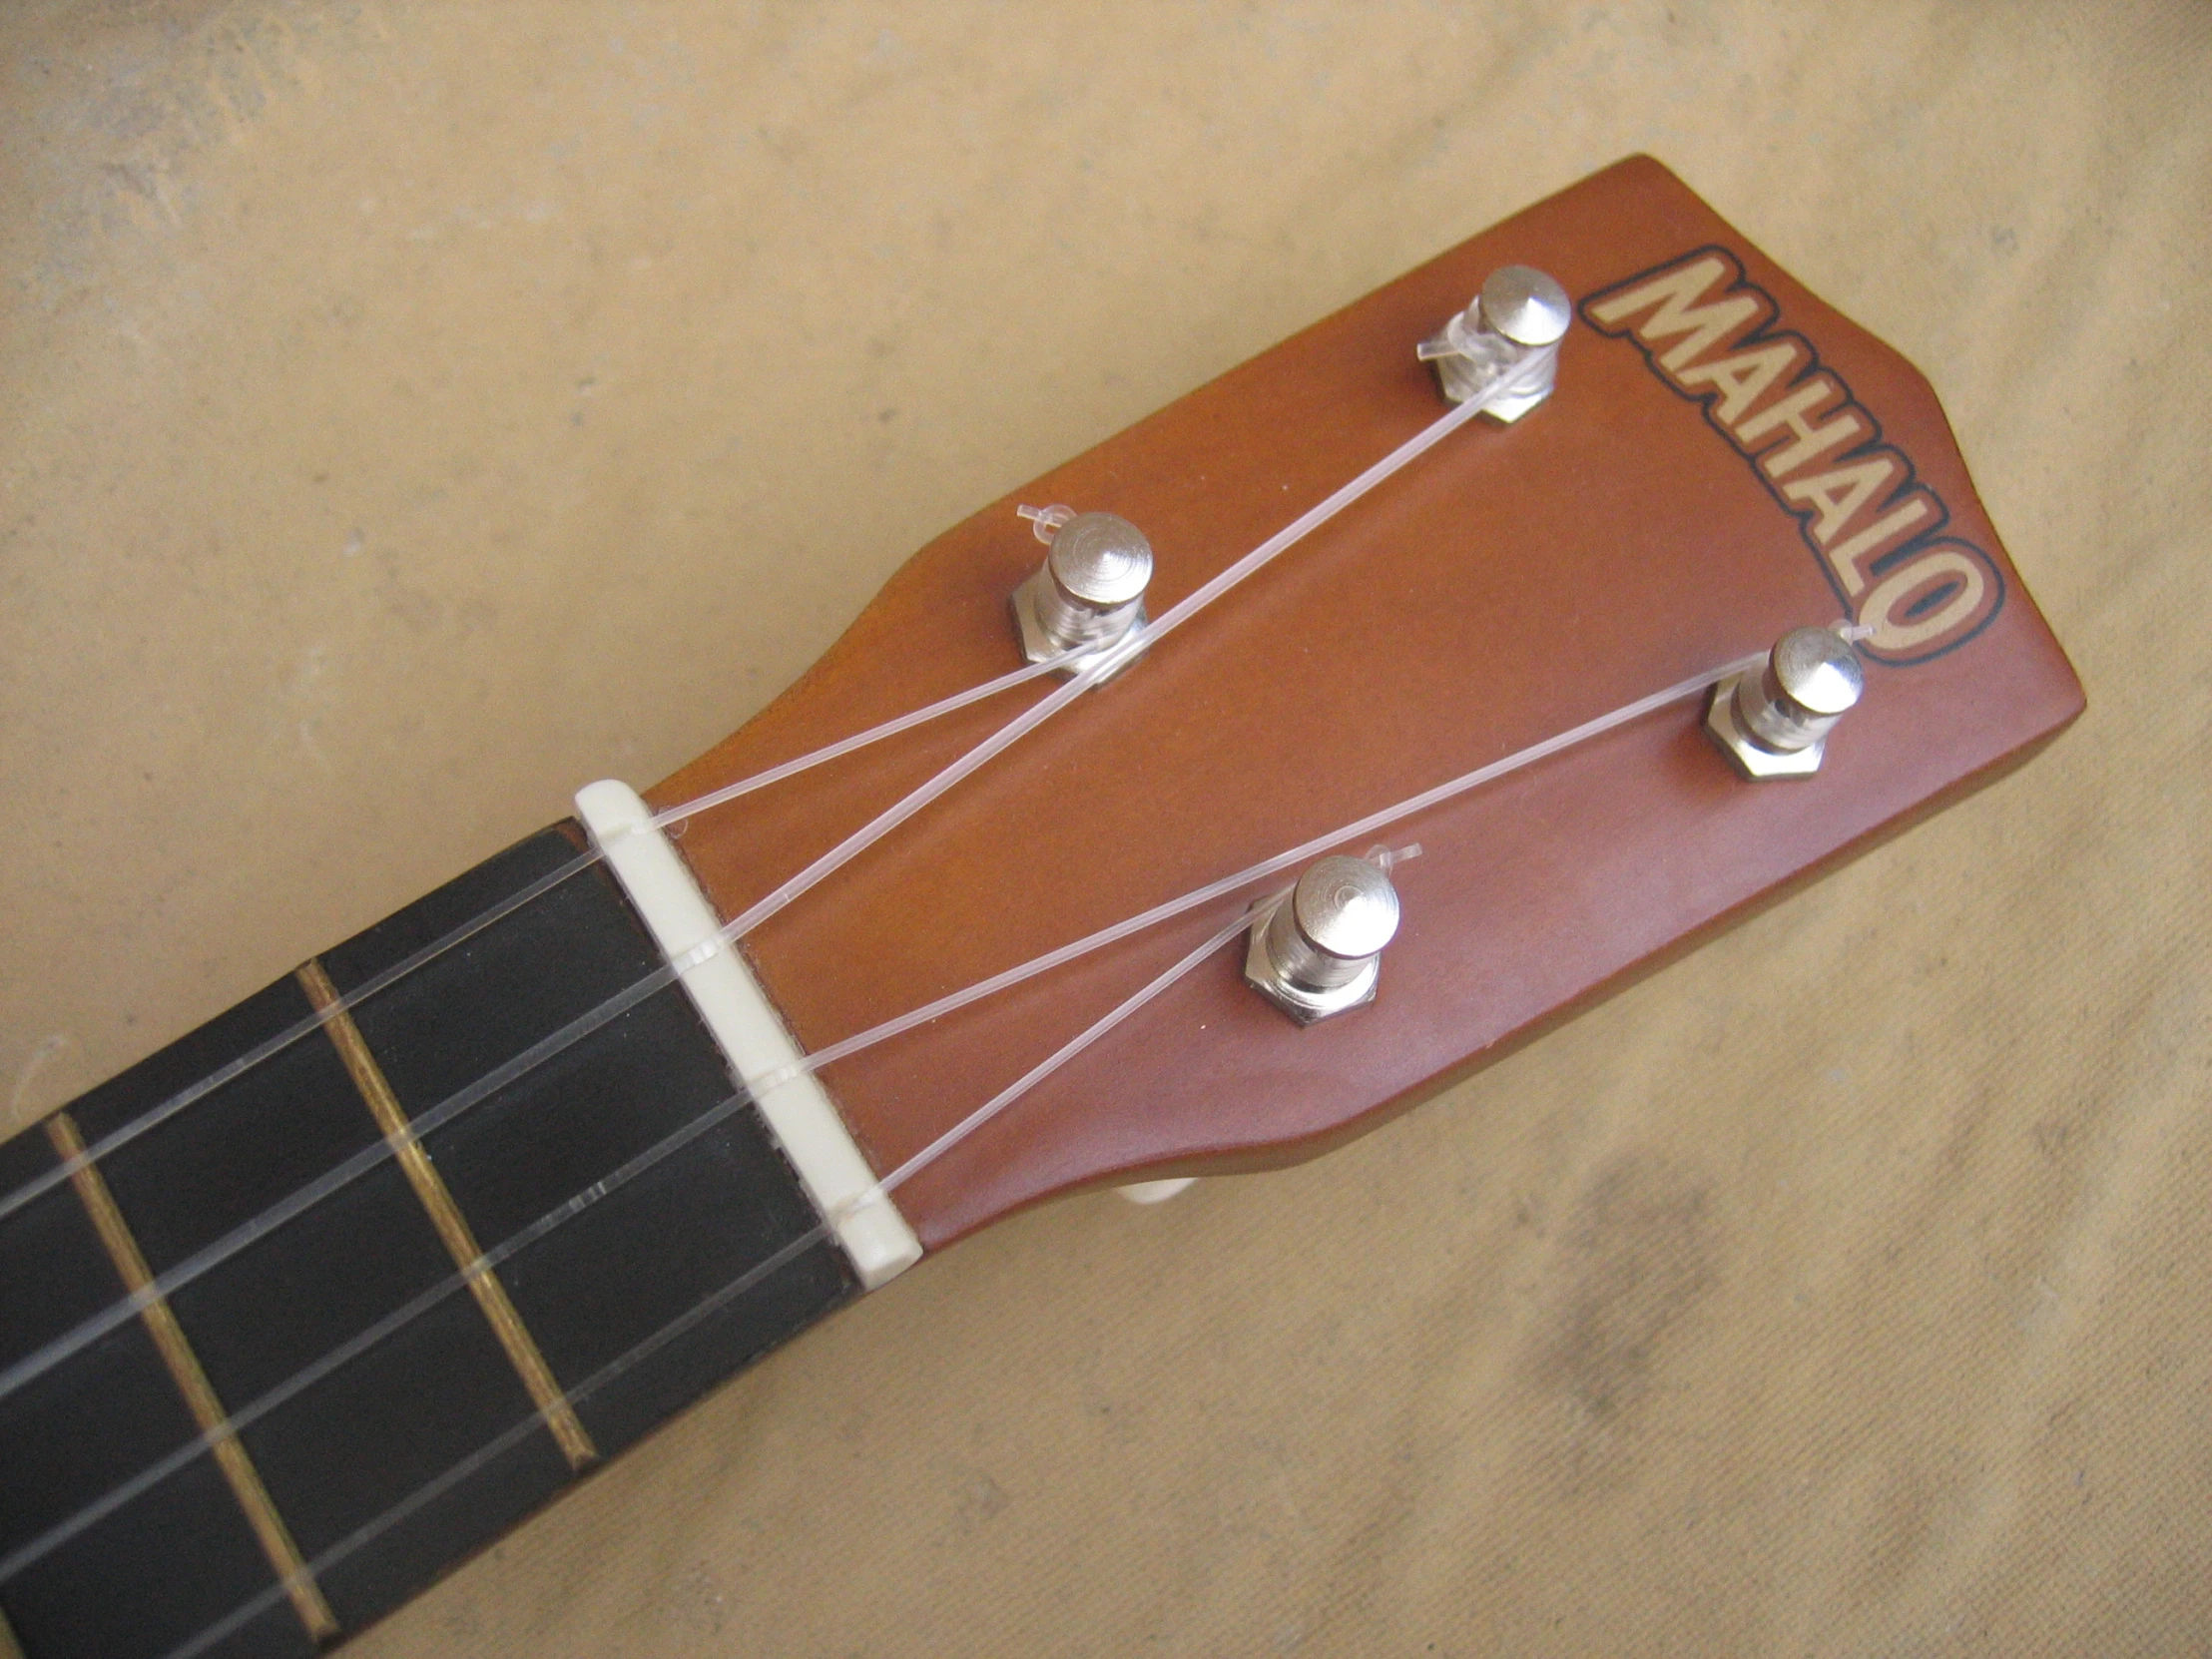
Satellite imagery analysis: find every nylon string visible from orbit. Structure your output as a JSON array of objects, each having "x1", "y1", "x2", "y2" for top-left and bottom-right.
[
  {"x1": 0, "y1": 344, "x2": 1560, "y2": 1406},
  {"x1": 711, "y1": 344, "x2": 1556, "y2": 943},
  {"x1": 149, "y1": 909, "x2": 1250, "y2": 1659},
  {"x1": 11, "y1": 344, "x2": 1711, "y2": 1650},
  {"x1": 0, "y1": 631, "x2": 1762, "y2": 1412},
  {"x1": 4, "y1": 642, "x2": 1774, "y2": 1651},
  {"x1": 0, "y1": 344, "x2": 1550, "y2": 1231},
  {"x1": 0, "y1": 653, "x2": 1082, "y2": 1230}
]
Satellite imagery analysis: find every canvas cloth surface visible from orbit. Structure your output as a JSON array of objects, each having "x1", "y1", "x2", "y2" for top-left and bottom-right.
[{"x1": 1, "y1": 4, "x2": 2205, "y2": 1655}]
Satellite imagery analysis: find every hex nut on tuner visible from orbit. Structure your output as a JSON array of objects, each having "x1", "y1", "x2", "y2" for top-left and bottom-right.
[
  {"x1": 1011, "y1": 510, "x2": 1152, "y2": 679},
  {"x1": 1706, "y1": 625, "x2": 1868, "y2": 781},
  {"x1": 1245, "y1": 855, "x2": 1402, "y2": 1025}
]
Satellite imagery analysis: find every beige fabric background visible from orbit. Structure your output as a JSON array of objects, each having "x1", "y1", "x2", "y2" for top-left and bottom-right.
[{"x1": 3, "y1": 4, "x2": 2206, "y2": 1654}]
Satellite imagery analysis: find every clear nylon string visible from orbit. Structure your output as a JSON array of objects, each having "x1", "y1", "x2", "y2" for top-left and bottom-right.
[
  {"x1": 0, "y1": 651, "x2": 1082, "y2": 1230},
  {"x1": 1, "y1": 640, "x2": 1771, "y2": 1636},
  {"x1": 147, "y1": 912, "x2": 1253, "y2": 1659},
  {"x1": 647, "y1": 651, "x2": 1074, "y2": 830},
  {"x1": 157, "y1": 1220, "x2": 832, "y2": 1659},
  {"x1": 5, "y1": 910, "x2": 1251, "y2": 1612},
  {"x1": 0, "y1": 1085, "x2": 758, "y2": 1584},
  {"x1": 0, "y1": 343, "x2": 1548, "y2": 1231},
  {"x1": 860, "y1": 908, "x2": 1259, "y2": 1206},
  {"x1": 33, "y1": 632, "x2": 1783, "y2": 1659},
  {"x1": 0, "y1": 633, "x2": 1756, "y2": 1411},
  {"x1": 710, "y1": 342, "x2": 1559, "y2": 944},
  {"x1": 0, "y1": 960, "x2": 679, "y2": 1404},
  {"x1": 743, "y1": 645, "x2": 1768, "y2": 1100},
  {"x1": 0, "y1": 849, "x2": 598, "y2": 1230},
  {"x1": 0, "y1": 346, "x2": 1552, "y2": 1396}
]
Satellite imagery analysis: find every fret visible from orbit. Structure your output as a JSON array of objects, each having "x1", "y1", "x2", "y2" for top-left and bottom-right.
[
  {"x1": 43, "y1": 1111, "x2": 338, "y2": 1642},
  {"x1": 0, "y1": 821, "x2": 859, "y2": 1658},
  {"x1": 0, "y1": 1126, "x2": 319, "y2": 1659},
  {"x1": 451, "y1": 1056, "x2": 850, "y2": 1458},
  {"x1": 308, "y1": 823, "x2": 857, "y2": 1462},
  {"x1": 293, "y1": 958, "x2": 598, "y2": 1472},
  {"x1": 14, "y1": 945, "x2": 573, "y2": 1647}
]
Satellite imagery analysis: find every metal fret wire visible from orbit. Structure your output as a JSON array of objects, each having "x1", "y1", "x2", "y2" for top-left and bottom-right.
[
  {"x1": 7, "y1": 643, "x2": 1765, "y2": 1658},
  {"x1": 154, "y1": 911, "x2": 1259, "y2": 1659},
  {"x1": 0, "y1": 343, "x2": 1557, "y2": 1406},
  {"x1": 0, "y1": 1086, "x2": 759, "y2": 1583},
  {"x1": 0, "y1": 963, "x2": 680, "y2": 1404}
]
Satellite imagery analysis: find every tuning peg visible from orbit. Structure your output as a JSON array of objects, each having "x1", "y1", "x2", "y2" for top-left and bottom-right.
[
  {"x1": 1705, "y1": 626, "x2": 1868, "y2": 780},
  {"x1": 1245, "y1": 855, "x2": 1402, "y2": 1025},
  {"x1": 1010, "y1": 509, "x2": 1153, "y2": 677},
  {"x1": 1416, "y1": 265, "x2": 1571, "y2": 421}
]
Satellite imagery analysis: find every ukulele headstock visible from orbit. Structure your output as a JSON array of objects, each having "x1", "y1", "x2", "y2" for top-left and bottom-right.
[{"x1": 648, "y1": 156, "x2": 2081, "y2": 1250}]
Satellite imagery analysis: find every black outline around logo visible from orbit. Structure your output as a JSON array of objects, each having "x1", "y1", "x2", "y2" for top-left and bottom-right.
[{"x1": 1579, "y1": 245, "x2": 2004, "y2": 667}]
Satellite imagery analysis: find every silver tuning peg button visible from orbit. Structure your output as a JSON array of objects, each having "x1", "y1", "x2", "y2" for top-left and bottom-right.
[
  {"x1": 1245, "y1": 855, "x2": 1401, "y2": 1025},
  {"x1": 1416, "y1": 265, "x2": 1571, "y2": 422},
  {"x1": 1011, "y1": 510, "x2": 1152, "y2": 676},
  {"x1": 1706, "y1": 626, "x2": 1868, "y2": 780}
]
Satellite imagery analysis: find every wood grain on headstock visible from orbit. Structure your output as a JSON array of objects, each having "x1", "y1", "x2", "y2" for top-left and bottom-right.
[{"x1": 648, "y1": 156, "x2": 2080, "y2": 1250}]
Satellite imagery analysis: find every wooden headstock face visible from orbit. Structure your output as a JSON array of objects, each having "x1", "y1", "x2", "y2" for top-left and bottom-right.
[{"x1": 648, "y1": 156, "x2": 2081, "y2": 1251}]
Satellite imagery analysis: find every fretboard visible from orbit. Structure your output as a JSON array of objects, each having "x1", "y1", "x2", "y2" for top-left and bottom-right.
[{"x1": 0, "y1": 825, "x2": 854, "y2": 1659}]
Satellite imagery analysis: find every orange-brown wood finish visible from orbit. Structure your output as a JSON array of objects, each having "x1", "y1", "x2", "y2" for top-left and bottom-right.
[{"x1": 647, "y1": 157, "x2": 2081, "y2": 1252}]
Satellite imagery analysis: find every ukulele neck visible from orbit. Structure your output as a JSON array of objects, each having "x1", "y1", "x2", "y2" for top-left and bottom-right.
[{"x1": 0, "y1": 821, "x2": 853, "y2": 1659}]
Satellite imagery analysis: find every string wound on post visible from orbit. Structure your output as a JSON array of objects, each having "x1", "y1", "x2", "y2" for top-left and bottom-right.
[
  {"x1": 1418, "y1": 265, "x2": 1572, "y2": 422},
  {"x1": 1015, "y1": 502, "x2": 1078, "y2": 543},
  {"x1": 1010, "y1": 508, "x2": 1154, "y2": 681},
  {"x1": 1365, "y1": 841, "x2": 1422, "y2": 871}
]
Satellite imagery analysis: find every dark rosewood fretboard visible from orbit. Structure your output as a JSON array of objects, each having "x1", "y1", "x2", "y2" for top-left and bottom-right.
[{"x1": 0, "y1": 825, "x2": 851, "y2": 1659}]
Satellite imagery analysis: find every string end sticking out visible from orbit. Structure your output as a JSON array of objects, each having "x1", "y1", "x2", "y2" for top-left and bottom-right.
[
  {"x1": 1015, "y1": 503, "x2": 1077, "y2": 543},
  {"x1": 1365, "y1": 842, "x2": 1422, "y2": 871}
]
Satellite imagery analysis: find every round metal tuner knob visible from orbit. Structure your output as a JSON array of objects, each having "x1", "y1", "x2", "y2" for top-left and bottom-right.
[
  {"x1": 1246, "y1": 855, "x2": 1402, "y2": 1025},
  {"x1": 1049, "y1": 512, "x2": 1152, "y2": 610},
  {"x1": 1705, "y1": 625, "x2": 1868, "y2": 780},
  {"x1": 1291, "y1": 856, "x2": 1401, "y2": 961},
  {"x1": 1767, "y1": 625, "x2": 1866, "y2": 722},
  {"x1": 1012, "y1": 511, "x2": 1153, "y2": 673},
  {"x1": 1477, "y1": 265, "x2": 1572, "y2": 348}
]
